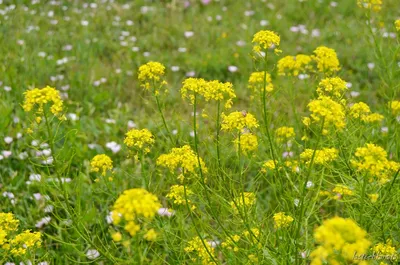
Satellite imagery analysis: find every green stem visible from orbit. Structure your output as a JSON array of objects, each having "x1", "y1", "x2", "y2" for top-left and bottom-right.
[
  {"x1": 155, "y1": 94, "x2": 174, "y2": 144},
  {"x1": 359, "y1": 176, "x2": 368, "y2": 225},
  {"x1": 216, "y1": 100, "x2": 221, "y2": 171}
]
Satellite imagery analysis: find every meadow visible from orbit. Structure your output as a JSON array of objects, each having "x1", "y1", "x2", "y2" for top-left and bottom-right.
[{"x1": 1, "y1": 0, "x2": 400, "y2": 264}]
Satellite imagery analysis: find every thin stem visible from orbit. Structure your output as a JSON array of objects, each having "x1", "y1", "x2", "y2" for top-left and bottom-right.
[
  {"x1": 216, "y1": 100, "x2": 221, "y2": 171},
  {"x1": 359, "y1": 176, "x2": 368, "y2": 225},
  {"x1": 154, "y1": 94, "x2": 174, "y2": 144}
]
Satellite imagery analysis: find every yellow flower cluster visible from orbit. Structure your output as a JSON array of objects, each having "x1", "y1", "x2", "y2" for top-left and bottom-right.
[
  {"x1": 248, "y1": 71, "x2": 274, "y2": 93},
  {"x1": 230, "y1": 192, "x2": 256, "y2": 214},
  {"x1": 369, "y1": 193, "x2": 379, "y2": 203},
  {"x1": 22, "y1": 86, "x2": 65, "y2": 122},
  {"x1": 261, "y1": 160, "x2": 277, "y2": 171},
  {"x1": 222, "y1": 228, "x2": 261, "y2": 253},
  {"x1": 138, "y1": 61, "x2": 167, "y2": 91},
  {"x1": 221, "y1": 111, "x2": 259, "y2": 132},
  {"x1": 124, "y1": 128, "x2": 155, "y2": 154},
  {"x1": 300, "y1": 148, "x2": 339, "y2": 165},
  {"x1": 234, "y1": 133, "x2": 258, "y2": 155},
  {"x1": 349, "y1": 102, "x2": 384, "y2": 123},
  {"x1": 90, "y1": 154, "x2": 113, "y2": 176},
  {"x1": 372, "y1": 240, "x2": 397, "y2": 256},
  {"x1": 351, "y1": 143, "x2": 400, "y2": 184},
  {"x1": 275, "y1": 126, "x2": 295, "y2": 143},
  {"x1": 184, "y1": 237, "x2": 217, "y2": 265},
  {"x1": 332, "y1": 184, "x2": 354, "y2": 199},
  {"x1": 304, "y1": 96, "x2": 346, "y2": 132},
  {"x1": 181, "y1": 78, "x2": 236, "y2": 109},
  {"x1": 0, "y1": 213, "x2": 42, "y2": 256},
  {"x1": 277, "y1": 54, "x2": 313, "y2": 76},
  {"x1": 273, "y1": 212, "x2": 294, "y2": 229},
  {"x1": 357, "y1": 0, "x2": 382, "y2": 12},
  {"x1": 396, "y1": 20, "x2": 400, "y2": 31},
  {"x1": 316, "y1": 77, "x2": 347, "y2": 98},
  {"x1": 166, "y1": 185, "x2": 195, "y2": 210},
  {"x1": 312, "y1": 46, "x2": 341, "y2": 74},
  {"x1": 112, "y1": 188, "x2": 161, "y2": 237},
  {"x1": 221, "y1": 234, "x2": 241, "y2": 252},
  {"x1": 310, "y1": 217, "x2": 370, "y2": 265},
  {"x1": 157, "y1": 145, "x2": 208, "y2": 180},
  {"x1": 252, "y1": 30, "x2": 281, "y2": 54},
  {"x1": 388, "y1": 100, "x2": 400, "y2": 116}
]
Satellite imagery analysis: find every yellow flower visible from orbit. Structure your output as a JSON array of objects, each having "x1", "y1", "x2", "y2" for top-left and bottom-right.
[
  {"x1": 275, "y1": 126, "x2": 295, "y2": 143},
  {"x1": 300, "y1": 148, "x2": 339, "y2": 165},
  {"x1": 305, "y1": 96, "x2": 346, "y2": 132},
  {"x1": 316, "y1": 77, "x2": 347, "y2": 98},
  {"x1": 310, "y1": 217, "x2": 370, "y2": 265},
  {"x1": 166, "y1": 185, "x2": 195, "y2": 209},
  {"x1": 112, "y1": 188, "x2": 161, "y2": 236},
  {"x1": 90, "y1": 154, "x2": 113, "y2": 176},
  {"x1": 185, "y1": 237, "x2": 217, "y2": 265},
  {"x1": 349, "y1": 102, "x2": 384, "y2": 123},
  {"x1": 124, "y1": 128, "x2": 155, "y2": 154},
  {"x1": 357, "y1": 0, "x2": 382, "y2": 12},
  {"x1": 138, "y1": 61, "x2": 166, "y2": 91},
  {"x1": 388, "y1": 100, "x2": 400, "y2": 116},
  {"x1": 22, "y1": 86, "x2": 65, "y2": 120},
  {"x1": 332, "y1": 184, "x2": 354, "y2": 196},
  {"x1": 368, "y1": 193, "x2": 379, "y2": 203},
  {"x1": 222, "y1": 234, "x2": 241, "y2": 252},
  {"x1": 273, "y1": 212, "x2": 294, "y2": 229},
  {"x1": 396, "y1": 20, "x2": 400, "y2": 31},
  {"x1": 144, "y1": 229, "x2": 157, "y2": 241},
  {"x1": 221, "y1": 111, "x2": 259, "y2": 132},
  {"x1": 372, "y1": 240, "x2": 397, "y2": 255},
  {"x1": 111, "y1": 232, "x2": 122, "y2": 242},
  {"x1": 157, "y1": 145, "x2": 207, "y2": 180},
  {"x1": 181, "y1": 78, "x2": 236, "y2": 109},
  {"x1": 234, "y1": 133, "x2": 258, "y2": 155},
  {"x1": 230, "y1": 192, "x2": 256, "y2": 214},
  {"x1": 0, "y1": 213, "x2": 19, "y2": 232},
  {"x1": 261, "y1": 160, "x2": 277, "y2": 172},
  {"x1": 252, "y1": 30, "x2": 280, "y2": 54},
  {"x1": 312, "y1": 46, "x2": 341, "y2": 74},
  {"x1": 248, "y1": 71, "x2": 274, "y2": 93},
  {"x1": 277, "y1": 54, "x2": 313, "y2": 76},
  {"x1": 351, "y1": 143, "x2": 400, "y2": 184}
]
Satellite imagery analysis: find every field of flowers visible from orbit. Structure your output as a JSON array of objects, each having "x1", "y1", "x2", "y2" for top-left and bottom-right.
[{"x1": 1, "y1": 0, "x2": 400, "y2": 264}]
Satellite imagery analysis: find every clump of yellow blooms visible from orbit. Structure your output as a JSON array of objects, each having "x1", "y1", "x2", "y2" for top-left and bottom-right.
[
  {"x1": 143, "y1": 228, "x2": 157, "y2": 241},
  {"x1": 252, "y1": 30, "x2": 281, "y2": 54},
  {"x1": 357, "y1": 0, "x2": 382, "y2": 12},
  {"x1": 273, "y1": 212, "x2": 294, "y2": 229},
  {"x1": 22, "y1": 86, "x2": 66, "y2": 129},
  {"x1": 157, "y1": 145, "x2": 208, "y2": 181},
  {"x1": 248, "y1": 71, "x2": 274, "y2": 93},
  {"x1": 275, "y1": 126, "x2": 295, "y2": 143},
  {"x1": 90, "y1": 154, "x2": 113, "y2": 176},
  {"x1": 312, "y1": 46, "x2": 341, "y2": 74},
  {"x1": 124, "y1": 128, "x2": 155, "y2": 154},
  {"x1": 332, "y1": 184, "x2": 354, "y2": 198},
  {"x1": 304, "y1": 96, "x2": 346, "y2": 133},
  {"x1": 230, "y1": 192, "x2": 256, "y2": 214},
  {"x1": 261, "y1": 160, "x2": 277, "y2": 172},
  {"x1": 310, "y1": 217, "x2": 370, "y2": 265},
  {"x1": 369, "y1": 193, "x2": 379, "y2": 203},
  {"x1": 349, "y1": 102, "x2": 384, "y2": 123},
  {"x1": 351, "y1": 143, "x2": 400, "y2": 184},
  {"x1": 166, "y1": 185, "x2": 196, "y2": 210},
  {"x1": 316, "y1": 77, "x2": 347, "y2": 98},
  {"x1": 300, "y1": 148, "x2": 339, "y2": 165},
  {"x1": 277, "y1": 54, "x2": 313, "y2": 76},
  {"x1": 372, "y1": 240, "x2": 398, "y2": 256},
  {"x1": 181, "y1": 78, "x2": 236, "y2": 109},
  {"x1": 0, "y1": 213, "x2": 42, "y2": 257},
  {"x1": 396, "y1": 20, "x2": 400, "y2": 31},
  {"x1": 221, "y1": 111, "x2": 259, "y2": 132},
  {"x1": 234, "y1": 133, "x2": 258, "y2": 155},
  {"x1": 111, "y1": 188, "x2": 161, "y2": 238},
  {"x1": 184, "y1": 237, "x2": 217, "y2": 265},
  {"x1": 138, "y1": 61, "x2": 167, "y2": 92},
  {"x1": 388, "y1": 100, "x2": 400, "y2": 116}
]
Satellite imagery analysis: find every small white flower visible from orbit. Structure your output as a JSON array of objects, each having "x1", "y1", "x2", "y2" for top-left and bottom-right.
[
  {"x1": 260, "y1": 20, "x2": 269, "y2": 26},
  {"x1": 35, "y1": 216, "x2": 51, "y2": 228},
  {"x1": 67, "y1": 113, "x2": 79, "y2": 121},
  {"x1": 184, "y1": 31, "x2": 194, "y2": 38},
  {"x1": 88, "y1": 143, "x2": 97, "y2": 149},
  {"x1": 106, "y1": 212, "x2": 113, "y2": 224},
  {"x1": 16, "y1": 133, "x2": 22, "y2": 139},
  {"x1": 186, "y1": 71, "x2": 196, "y2": 77},
  {"x1": 172, "y1": 129, "x2": 178, "y2": 135},
  {"x1": 1, "y1": 150, "x2": 12, "y2": 158},
  {"x1": 4, "y1": 86, "x2": 12, "y2": 92},
  {"x1": 81, "y1": 20, "x2": 89, "y2": 26},
  {"x1": 33, "y1": 193, "x2": 42, "y2": 201},
  {"x1": 132, "y1": 47, "x2": 140, "y2": 52},
  {"x1": 294, "y1": 199, "x2": 300, "y2": 207},
  {"x1": 106, "y1": 141, "x2": 121, "y2": 153},
  {"x1": 18, "y1": 152, "x2": 28, "y2": 160},
  {"x1": 367, "y1": 62, "x2": 375, "y2": 70},
  {"x1": 143, "y1": 51, "x2": 151, "y2": 57},
  {"x1": 105, "y1": 118, "x2": 116, "y2": 124},
  {"x1": 86, "y1": 249, "x2": 100, "y2": 260},
  {"x1": 42, "y1": 149, "x2": 52, "y2": 156},
  {"x1": 330, "y1": 1, "x2": 338, "y2": 7},
  {"x1": 29, "y1": 174, "x2": 41, "y2": 182},
  {"x1": 311, "y1": 29, "x2": 320, "y2": 37},
  {"x1": 208, "y1": 240, "x2": 221, "y2": 248},
  {"x1": 178, "y1": 47, "x2": 187, "y2": 53},
  {"x1": 157, "y1": 208, "x2": 175, "y2": 217},
  {"x1": 236, "y1": 40, "x2": 246, "y2": 47},
  {"x1": 42, "y1": 156, "x2": 54, "y2": 165},
  {"x1": 350, "y1": 91, "x2": 360, "y2": 98},
  {"x1": 4, "y1": 136, "x2": 13, "y2": 144},
  {"x1": 381, "y1": 127, "x2": 389, "y2": 133},
  {"x1": 127, "y1": 120, "x2": 137, "y2": 129},
  {"x1": 3, "y1": 192, "x2": 15, "y2": 199},
  {"x1": 306, "y1": 181, "x2": 313, "y2": 188},
  {"x1": 228, "y1": 66, "x2": 238, "y2": 72},
  {"x1": 189, "y1": 131, "x2": 195, "y2": 137},
  {"x1": 44, "y1": 205, "x2": 54, "y2": 213},
  {"x1": 171, "y1": 66, "x2": 180, "y2": 72}
]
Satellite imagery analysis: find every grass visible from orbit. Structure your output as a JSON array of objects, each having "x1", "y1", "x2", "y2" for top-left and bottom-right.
[{"x1": 1, "y1": 0, "x2": 400, "y2": 264}]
